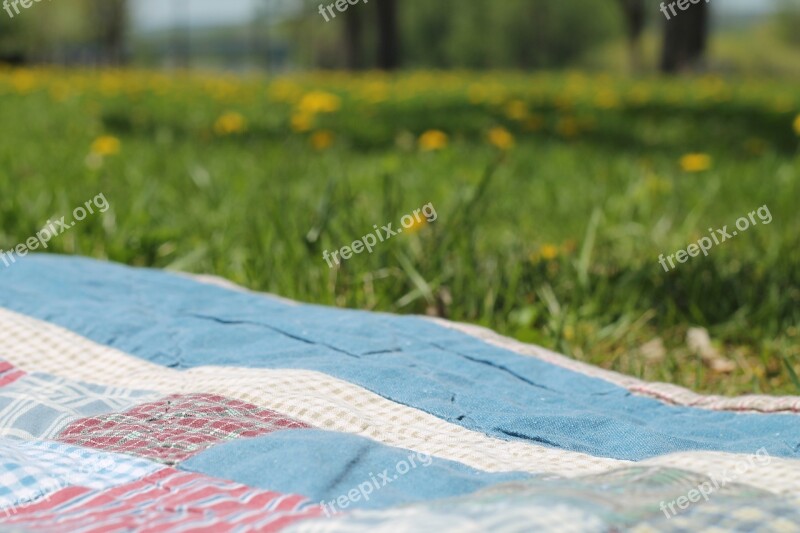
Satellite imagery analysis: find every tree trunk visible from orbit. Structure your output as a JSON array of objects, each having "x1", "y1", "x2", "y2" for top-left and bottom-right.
[
  {"x1": 617, "y1": 0, "x2": 645, "y2": 73},
  {"x1": 344, "y1": 4, "x2": 364, "y2": 70},
  {"x1": 660, "y1": 1, "x2": 709, "y2": 74},
  {"x1": 376, "y1": 0, "x2": 400, "y2": 70},
  {"x1": 93, "y1": 0, "x2": 128, "y2": 65}
]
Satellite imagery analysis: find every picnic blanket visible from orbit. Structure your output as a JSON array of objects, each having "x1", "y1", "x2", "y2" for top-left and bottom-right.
[{"x1": 0, "y1": 255, "x2": 798, "y2": 532}]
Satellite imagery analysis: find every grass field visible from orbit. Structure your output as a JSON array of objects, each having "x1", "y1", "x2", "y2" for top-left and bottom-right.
[{"x1": 0, "y1": 68, "x2": 798, "y2": 395}]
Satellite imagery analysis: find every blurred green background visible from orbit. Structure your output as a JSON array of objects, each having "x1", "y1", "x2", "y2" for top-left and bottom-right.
[{"x1": 0, "y1": 0, "x2": 798, "y2": 395}]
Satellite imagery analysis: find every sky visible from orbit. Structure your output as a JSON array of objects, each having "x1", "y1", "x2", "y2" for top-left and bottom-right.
[
  {"x1": 131, "y1": 0, "x2": 259, "y2": 31},
  {"x1": 130, "y1": 0, "x2": 773, "y2": 32}
]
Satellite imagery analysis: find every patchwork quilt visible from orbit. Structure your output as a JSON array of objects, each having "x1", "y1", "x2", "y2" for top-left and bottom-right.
[{"x1": 0, "y1": 255, "x2": 799, "y2": 532}]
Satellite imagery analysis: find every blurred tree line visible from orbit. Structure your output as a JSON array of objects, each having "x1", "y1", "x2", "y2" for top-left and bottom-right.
[
  {"x1": 0, "y1": 0, "x2": 125, "y2": 64},
  {"x1": 0, "y1": 0, "x2": 796, "y2": 73},
  {"x1": 292, "y1": 0, "x2": 625, "y2": 70},
  {"x1": 775, "y1": 0, "x2": 800, "y2": 46},
  {"x1": 282, "y1": 0, "x2": 717, "y2": 73}
]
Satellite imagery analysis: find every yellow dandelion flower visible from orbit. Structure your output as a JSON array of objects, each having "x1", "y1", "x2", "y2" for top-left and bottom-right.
[
  {"x1": 214, "y1": 112, "x2": 247, "y2": 136},
  {"x1": 362, "y1": 81, "x2": 388, "y2": 104},
  {"x1": 488, "y1": 127, "x2": 514, "y2": 150},
  {"x1": 680, "y1": 153, "x2": 712, "y2": 173},
  {"x1": 298, "y1": 91, "x2": 341, "y2": 114},
  {"x1": 554, "y1": 95, "x2": 573, "y2": 110},
  {"x1": 291, "y1": 113, "x2": 314, "y2": 133},
  {"x1": 793, "y1": 114, "x2": 800, "y2": 136},
  {"x1": 557, "y1": 116, "x2": 580, "y2": 138},
  {"x1": 404, "y1": 216, "x2": 428, "y2": 234},
  {"x1": 49, "y1": 83, "x2": 71, "y2": 103},
  {"x1": 11, "y1": 70, "x2": 35, "y2": 94},
  {"x1": 269, "y1": 80, "x2": 302, "y2": 103},
  {"x1": 540, "y1": 244, "x2": 559, "y2": 261},
  {"x1": 418, "y1": 130, "x2": 448, "y2": 151},
  {"x1": 310, "y1": 130, "x2": 334, "y2": 150},
  {"x1": 594, "y1": 90, "x2": 619, "y2": 110},
  {"x1": 524, "y1": 115, "x2": 543, "y2": 132},
  {"x1": 504, "y1": 100, "x2": 528, "y2": 121},
  {"x1": 468, "y1": 84, "x2": 487, "y2": 104},
  {"x1": 90, "y1": 135, "x2": 121, "y2": 156},
  {"x1": 100, "y1": 74, "x2": 122, "y2": 96}
]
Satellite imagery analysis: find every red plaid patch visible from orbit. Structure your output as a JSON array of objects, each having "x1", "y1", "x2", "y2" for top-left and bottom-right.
[
  {"x1": 0, "y1": 361, "x2": 25, "y2": 387},
  {"x1": 57, "y1": 393, "x2": 310, "y2": 464}
]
